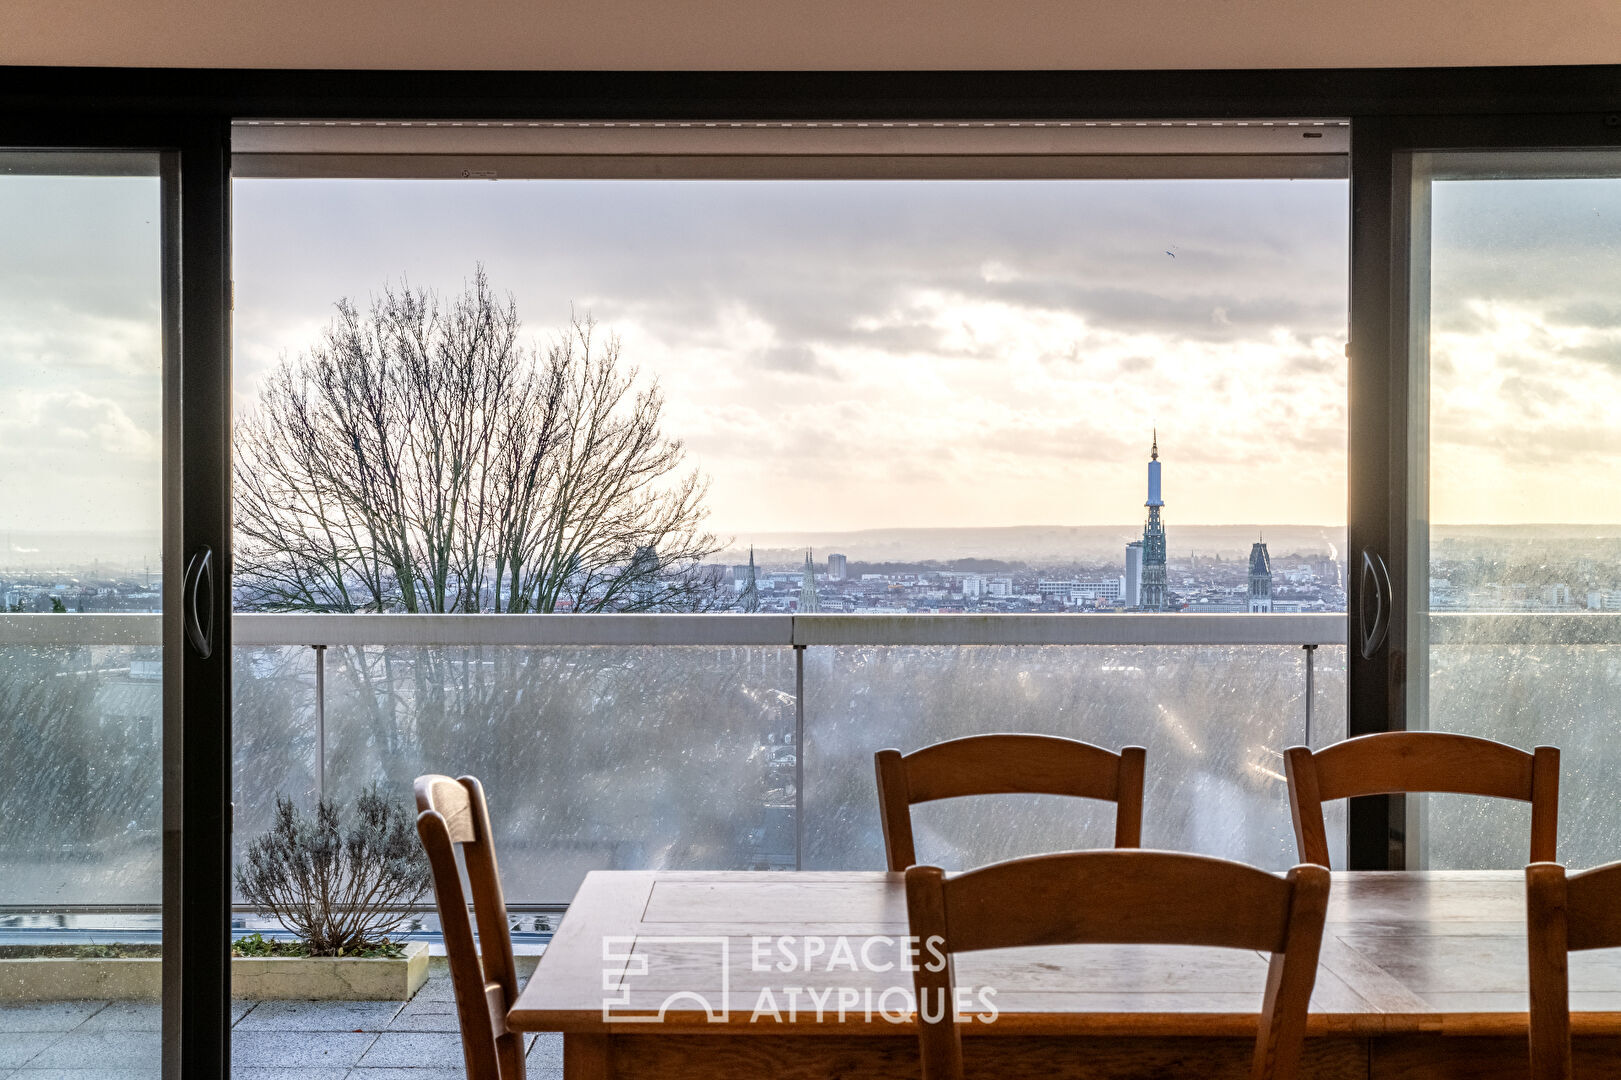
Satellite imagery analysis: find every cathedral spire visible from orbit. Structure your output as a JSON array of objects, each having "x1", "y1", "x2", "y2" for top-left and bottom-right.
[
  {"x1": 798, "y1": 549, "x2": 821, "y2": 613},
  {"x1": 740, "y1": 546, "x2": 760, "y2": 613}
]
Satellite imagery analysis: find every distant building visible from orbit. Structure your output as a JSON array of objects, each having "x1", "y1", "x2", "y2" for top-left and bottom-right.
[
  {"x1": 739, "y1": 547, "x2": 760, "y2": 613},
  {"x1": 1038, "y1": 579, "x2": 1124, "y2": 605},
  {"x1": 1140, "y1": 432, "x2": 1168, "y2": 611},
  {"x1": 798, "y1": 549, "x2": 820, "y2": 613},
  {"x1": 1125, "y1": 541, "x2": 1143, "y2": 608},
  {"x1": 961, "y1": 574, "x2": 985, "y2": 599},
  {"x1": 628, "y1": 544, "x2": 659, "y2": 606},
  {"x1": 986, "y1": 577, "x2": 1014, "y2": 598},
  {"x1": 827, "y1": 553, "x2": 848, "y2": 581},
  {"x1": 1248, "y1": 540, "x2": 1273, "y2": 612}
]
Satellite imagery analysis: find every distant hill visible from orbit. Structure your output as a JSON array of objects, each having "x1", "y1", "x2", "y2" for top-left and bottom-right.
[
  {"x1": 717, "y1": 525, "x2": 1350, "y2": 569},
  {"x1": 0, "y1": 531, "x2": 161, "y2": 574}
]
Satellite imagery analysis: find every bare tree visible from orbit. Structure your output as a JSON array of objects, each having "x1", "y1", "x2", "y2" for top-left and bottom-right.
[{"x1": 235, "y1": 268, "x2": 726, "y2": 613}]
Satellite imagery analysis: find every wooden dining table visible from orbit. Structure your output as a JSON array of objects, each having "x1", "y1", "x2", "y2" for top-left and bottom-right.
[{"x1": 508, "y1": 868, "x2": 1621, "y2": 1079}]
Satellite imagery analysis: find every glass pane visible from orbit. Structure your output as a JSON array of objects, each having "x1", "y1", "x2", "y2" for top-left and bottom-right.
[
  {"x1": 1417, "y1": 155, "x2": 1621, "y2": 868},
  {"x1": 232, "y1": 177, "x2": 1349, "y2": 615},
  {"x1": 0, "y1": 154, "x2": 163, "y2": 1071},
  {"x1": 316, "y1": 644, "x2": 796, "y2": 903},
  {"x1": 804, "y1": 644, "x2": 1346, "y2": 871}
]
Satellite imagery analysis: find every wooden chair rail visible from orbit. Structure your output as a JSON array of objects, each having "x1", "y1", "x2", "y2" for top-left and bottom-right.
[
  {"x1": 1284, "y1": 732, "x2": 1559, "y2": 869},
  {"x1": 905, "y1": 850, "x2": 1330, "y2": 1080},
  {"x1": 876, "y1": 734, "x2": 1146, "y2": 871}
]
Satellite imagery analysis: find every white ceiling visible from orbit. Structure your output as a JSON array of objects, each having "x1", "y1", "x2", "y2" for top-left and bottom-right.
[{"x1": 3, "y1": 0, "x2": 1619, "y2": 71}]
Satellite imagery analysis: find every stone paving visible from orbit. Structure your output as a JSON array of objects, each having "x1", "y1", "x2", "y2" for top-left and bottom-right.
[{"x1": 0, "y1": 959, "x2": 561, "y2": 1079}]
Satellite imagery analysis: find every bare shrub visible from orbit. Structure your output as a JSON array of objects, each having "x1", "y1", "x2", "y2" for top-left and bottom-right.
[{"x1": 235, "y1": 785, "x2": 430, "y2": 956}]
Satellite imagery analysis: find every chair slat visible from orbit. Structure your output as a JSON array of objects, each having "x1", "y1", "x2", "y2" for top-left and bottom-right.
[
  {"x1": 876, "y1": 734, "x2": 1147, "y2": 871},
  {"x1": 905, "y1": 850, "x2": 1328, "y2": 1080},
  {"x1": 941, "y1": 849, "x2": 1293, "y2": 954},
  {"x1": 1285, "y1": 732, "x2": 1559, "y2": 869}
]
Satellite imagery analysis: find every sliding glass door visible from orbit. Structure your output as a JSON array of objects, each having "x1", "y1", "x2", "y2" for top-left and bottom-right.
[
  {"x1": 1352, "y1": 117, "x2": 1621, "y2": 868},
  {"x1": 0, "y1": 123, "x2": 233, "y2": 1079},
  {"x1": 1407, "y1": 150, "x2": 1621, "y2": 868},
  {"x1": 0, "y1": 152, "x2": 169, "y2": 1073}
]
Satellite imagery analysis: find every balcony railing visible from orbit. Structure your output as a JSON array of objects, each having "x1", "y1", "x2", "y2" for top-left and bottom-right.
[
  {"x1": 7, "y1": 608, "x2": 1621, "y2": 918},
  {"x1": 3, "y1": 611, "x2": 1349, "y2": 911}
]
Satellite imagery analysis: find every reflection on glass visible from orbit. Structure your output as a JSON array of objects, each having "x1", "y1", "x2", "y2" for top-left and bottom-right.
[
  {"x1": 0, "y1": 158, "x2": 162, "y2": 1069},
  {"x1": 1423, "y1": 167, "x2": 1621, "y2": 868},
  {"x1": 233, "y1": 178, "x2": 1350, "y2": 614},
  {"x1": 804, "y1": 645, "x2": 1345, "y2": 871},
  {"x1": 312, "y1": 645, "x2": 797, "y2": 902}
]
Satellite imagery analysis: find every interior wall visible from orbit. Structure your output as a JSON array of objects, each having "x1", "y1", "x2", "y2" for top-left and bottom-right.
[{"x1": 3, "y1": 0, "x2": 1620, "y2": 71}]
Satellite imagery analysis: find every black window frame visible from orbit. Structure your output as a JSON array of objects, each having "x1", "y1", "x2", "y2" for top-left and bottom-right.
[{"x1": 6, "y1": 63, "x2": 1621, "y2": 1078}]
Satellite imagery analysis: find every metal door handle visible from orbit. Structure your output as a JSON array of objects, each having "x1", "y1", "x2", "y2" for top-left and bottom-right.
[
  {"x1": 184, "y1": 545, "x2": 214, "y2": 660},
  {"x1": 1359, "y1": 549, "x2": 1391, "y2": 660}
]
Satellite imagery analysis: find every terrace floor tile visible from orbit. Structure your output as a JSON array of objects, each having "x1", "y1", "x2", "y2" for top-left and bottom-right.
[
  {"x1": 527, "y1": 1031, "x2": 563, "y2": 1072},
  {"x1": 22, "y1": 1033, "x2": 160, "y2": 1071},
  {"x1": 353, "y1": 1032, "x2": 465, "y2": 1069},
  {"x1": 0, "y1": 1032, "x2": 62, "y2": 1070},
  {"x1": 6, "y1": 1063, "x2": 161, "y2": 1070},
  {"x1": 0, "y1": 1003, "x2": 104, "y2": 1034},
  {"x1": 380, "y1": 1006, "x2": 458, "y2": 1033},
  {"x1": 229, "y1": 1031, "x2": 375, "y2": 1069},
  {"x1": 71, "y1": 1003, "x2": 160, "y2": 1032},
  {"x1": 236, "y1": 1000, "x2": 405, "y2": 1032},
  {"x1": 7, "y1": 1071, "x2": 161, "y2": 1080}
]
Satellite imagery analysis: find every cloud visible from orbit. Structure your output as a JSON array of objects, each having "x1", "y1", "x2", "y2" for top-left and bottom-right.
[{"x1": 224, "y1": 177, "x2": 1354, "y2": 532}]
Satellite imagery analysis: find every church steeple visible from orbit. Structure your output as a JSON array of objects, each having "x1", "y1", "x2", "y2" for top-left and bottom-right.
[
  {"x1": 739, "y1": 546, "x2": 760, "y2": 613},
  {"x1": 1140, "y1": 433, "x2": 1168, "y2": 611}
]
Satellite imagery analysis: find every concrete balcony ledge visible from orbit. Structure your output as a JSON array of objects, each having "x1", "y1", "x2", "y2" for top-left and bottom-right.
[
  {"x1": 0, "y1": 943, "x2": 430, "y2": 1001},
  {"x1": 0, "y1": 611, "x2": 1351, "y2": 648}
]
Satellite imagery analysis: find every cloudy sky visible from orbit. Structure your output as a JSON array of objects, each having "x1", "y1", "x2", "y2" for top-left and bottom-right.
[
  {"x1": 0, "y1": 173, "x2": 162, "y2": 556},
  {"x1": 231, "y1": 177, "x2": 1351, "y2": 542},
  {"x1": 7, "y1": 167, "x2": 1621, "y2": 559},
  {"x1": 1428, "y1": 177, "x2": 1621, "y2": 527}
]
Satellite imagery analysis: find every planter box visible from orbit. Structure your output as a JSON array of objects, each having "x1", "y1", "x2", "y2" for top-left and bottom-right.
[{"x1": 0, "y1": 943, "x2": 430, "y2": 1001}]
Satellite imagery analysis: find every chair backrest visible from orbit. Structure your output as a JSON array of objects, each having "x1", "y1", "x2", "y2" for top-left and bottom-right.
[
  {"x1": 875, "y1": 734, "x2": 1147, "y2": 871},
  {"x1": 1284, "y1": 732, "x2": 1559, "y2": 869},
  {"x1": 1527, "y1": 860, "x2": 1621, "y2": 1080},
  {"x1": 905, "y1": 850, "x2": 1329, "y2": 1080},
  {"x1": 415, "y1": 774, "x2": 525, "y2": 1080}
]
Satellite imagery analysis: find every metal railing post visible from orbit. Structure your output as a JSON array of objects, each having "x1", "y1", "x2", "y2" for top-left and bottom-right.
[
  {"x1": 312, "y1": 643, "x2": 327, "y2": 800},
  {"x1": 1302, "y1": 643, "x2": 1317, "y2": 747},
  {"x1": 794, "y1": 643, "x2": 805, "y2": 872}
]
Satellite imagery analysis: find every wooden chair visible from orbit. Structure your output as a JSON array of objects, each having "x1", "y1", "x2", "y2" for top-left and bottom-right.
[
  {"x1": 875, "y1": 734, "x2": 1147, "y2": 871},
  {"x1": 906, "y1": 850, "x2": 1330, "y2": 1080},
  {"x1": 1527, "y1": 860, "x2": 1621, "y2": 1080},
  {"x1": 1284, "y1": 732, "x2": 1559, "y2": 869},
  {"x1": 415, "y1": 774, "x2": 525, "y2": 1080}
]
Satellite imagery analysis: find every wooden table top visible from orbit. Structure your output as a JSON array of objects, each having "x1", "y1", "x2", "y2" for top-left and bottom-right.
[{"x1": 508, "y1": 868, "x2": 1620, "y2": 1038}]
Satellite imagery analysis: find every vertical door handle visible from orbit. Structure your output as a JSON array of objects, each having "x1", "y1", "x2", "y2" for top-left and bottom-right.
[
  {"x1": 184, "y1": 545, "x2": 214, "y2": 660},
  {"x1": 1358, "y1": 549, "x2": 1391, "y2": 660}
]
